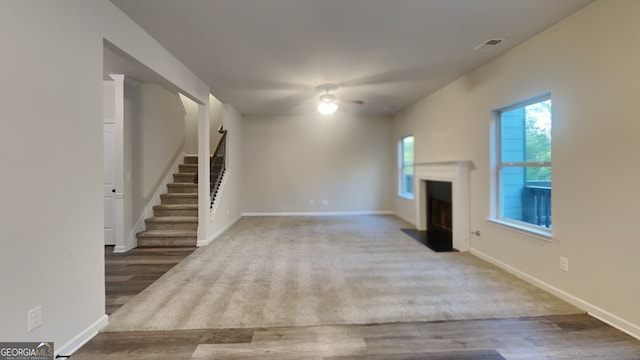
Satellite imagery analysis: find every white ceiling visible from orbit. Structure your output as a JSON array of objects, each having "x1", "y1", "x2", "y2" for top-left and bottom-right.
[{"x1": 108, "y1": 0, "x2": 593, "y2": 116}]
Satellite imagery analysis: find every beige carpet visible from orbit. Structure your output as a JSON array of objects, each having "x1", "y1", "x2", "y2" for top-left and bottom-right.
[{"x1": 106, "y1": 215, "x2": 581, "y2": 331}]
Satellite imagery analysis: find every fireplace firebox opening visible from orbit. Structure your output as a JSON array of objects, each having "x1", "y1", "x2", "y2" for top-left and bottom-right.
[{"x1": 426, "y1": 180, "x2": 453, "y2": 252}]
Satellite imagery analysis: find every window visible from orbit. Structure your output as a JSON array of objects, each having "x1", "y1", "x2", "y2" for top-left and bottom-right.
[
  {"x1": 493, "y1": 95, "x2": 552, "y2": 233},
  {"x1": 399, "y1": 135, "x2": 414, "y2": 198}
]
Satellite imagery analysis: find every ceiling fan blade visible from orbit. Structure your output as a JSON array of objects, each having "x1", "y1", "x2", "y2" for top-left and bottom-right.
[{"x1": 336, "y1": 99, "x2": 364, "y2": 105}]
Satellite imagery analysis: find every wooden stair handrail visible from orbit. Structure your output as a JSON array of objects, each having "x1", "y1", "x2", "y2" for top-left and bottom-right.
[
  {"x1": 193, "y1": 127, "x2": 227, "y2": 184},
  {"x1": 192, "y1": 126, "x2": 228, "y2": 209}
]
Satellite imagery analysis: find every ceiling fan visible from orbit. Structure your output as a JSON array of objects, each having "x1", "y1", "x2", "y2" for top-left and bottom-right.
[{"x1": 315, "y1": 83, "x2": 364, "y2": 115}]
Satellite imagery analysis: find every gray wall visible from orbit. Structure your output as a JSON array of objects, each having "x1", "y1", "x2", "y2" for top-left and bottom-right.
[{"x1": 242, "y1": 113, "x2": 394, "y2": 213}]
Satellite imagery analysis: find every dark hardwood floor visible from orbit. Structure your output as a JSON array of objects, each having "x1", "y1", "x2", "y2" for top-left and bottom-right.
[
  {"x1": 71, "y1": 246, "x2": 640, "y2": 359},
  {"x1": 104, "y1": 245, "x2": 194, "y2": 314}
]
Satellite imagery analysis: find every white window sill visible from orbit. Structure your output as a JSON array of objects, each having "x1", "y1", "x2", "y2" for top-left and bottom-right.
[
  {"x1": 486, "y1": 218, "x2": 552, "y2": 242},
  {"x1": 398, "y1": 193, "x2": 414, "y2": 200}
]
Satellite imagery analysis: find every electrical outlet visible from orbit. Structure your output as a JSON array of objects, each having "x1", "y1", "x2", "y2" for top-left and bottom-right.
[
  {"x1": 559, "y1": 257, "x2": 569, "y2": 272},
  {"x1": 321, "y1": 199, "x2": 329, "y2": 205},
  {"x1": 28, "y1": 306, "x2": 42, "y2": 332}
]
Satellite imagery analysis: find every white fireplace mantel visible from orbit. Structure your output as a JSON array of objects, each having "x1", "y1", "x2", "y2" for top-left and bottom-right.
[{"x1": 414, "y1": 161, "x2": 472, "y2": 252}]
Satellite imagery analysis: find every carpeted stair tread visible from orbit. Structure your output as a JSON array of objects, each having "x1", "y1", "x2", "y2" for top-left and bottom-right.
[
  {"x1": 153, "y1": 204, "x2": 198, "y2": 217},
  {"x1": 178, "y1": 164, "x2": 198, "y2": 172},
  {"x1": 137, "y1": 230, "x2": 197, "y2": 237},
  {"x1": 136, "y1": 154, "x2": 207, "y2": 247},
  {"x1": 168, "y1": 182, "x2": 198, "y2": 185},
  {"x1": 167, "y1": 183, "x2": 198, "y2": 191},
  {"x1": 137, "y1": 230, "x2": 197, "y2": 247},
  {"x1": 146, "y1": 216, "x2": 198, "y2": 223},
  {"x1": 183, "y1": 154, "x2": 212, "y2": 165},
  {"x1": 161, "y1": 193, "x2": 198, "y2": 198},
  {"x1": 153, "y1": 204, "x2": 198, "y2": 209},
  {"x1": 160, "y1": 193, "x2": 198, "y2": 205},
  {"x1": 173, "y1": 174, "x2": 198, "y2": 184}
]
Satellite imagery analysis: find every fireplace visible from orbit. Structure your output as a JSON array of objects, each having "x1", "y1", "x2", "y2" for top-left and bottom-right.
[
  {"x1": 414, "y1": 161, "x2": 472, "y2": 252},
  {"x1": 426, "y1": 180, "x2": 453, "y2": 251}
]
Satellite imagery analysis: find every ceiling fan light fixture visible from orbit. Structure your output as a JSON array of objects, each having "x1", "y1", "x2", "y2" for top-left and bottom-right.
[
  {"x1": 317, "y1": 101, "x2": 338, "y2": 115},
  {"x1": 317, "y1": 93, "x2": 338, "y2": 115}
]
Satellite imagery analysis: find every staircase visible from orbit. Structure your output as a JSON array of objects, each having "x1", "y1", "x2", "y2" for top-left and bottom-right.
[
  {"x1": 136, "y1": 155, "x2": 199, "y2": 247},
  {"x1": 136, "y1": 130, "x2": 227, "y2": 248}
]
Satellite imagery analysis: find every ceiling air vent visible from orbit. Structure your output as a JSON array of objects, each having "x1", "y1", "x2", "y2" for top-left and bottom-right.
[{"x1": 473, "y1": 38, "x2": 506, "y2": 51}]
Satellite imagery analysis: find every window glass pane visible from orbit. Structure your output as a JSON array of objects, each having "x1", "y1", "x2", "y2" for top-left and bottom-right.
[
  {"x1": 500, "y1": 99, "x2": 551, "y2": 163},
  {"x1": 500, "y1": 108, "x2": 526, "y2": 162},
  {"x1": 525, "y1": 100, "x2": 551, "y2": 163},
  {"x1": 399, "y1": 135, "x2": 414, "y2": 196},
  {"x1": 402, "y1": 167, "x2": 413, "y2": 194},
  {"x1": 500, "y1": 166, "x2": 552, "y2": 228},
  {"x1": 402, "y1": 136, "x2": 414, "y2": 166}
]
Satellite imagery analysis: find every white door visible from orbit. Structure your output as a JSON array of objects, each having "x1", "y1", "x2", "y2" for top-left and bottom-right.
[{"x1": 103, "y1": 123, "x2": 117, "y2": 245}]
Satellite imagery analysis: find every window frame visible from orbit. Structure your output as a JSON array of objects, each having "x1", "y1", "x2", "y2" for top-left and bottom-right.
[
  {"x1": 490, "y1": 94, "x2": 552, "y2": 239},
  {"x1": 398, "y1": 135, "x2": 414, "y2": 199}
]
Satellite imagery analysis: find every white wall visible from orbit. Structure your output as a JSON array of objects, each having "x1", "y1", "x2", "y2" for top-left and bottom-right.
[
  {"x1": 210, "y1": 95, "x2": 224, "y2": 153},
  {"x1": 242, "y1": 113, "x2": 394, "y2": 214},
  {"x1": 204, "y1": 104, "x2": 244, "y2": 243},
  {"x1": 394, "y1": 0, "x2": 640, "y2": 337},
  {"x1": 185, "y1": 95, "x2": 223, "y2": 154},
  {"x1": 0, "y1": 0, "x2": 208, "y2": 353},
  {"x1": 103, "y1": 81, "x2": 116, "y2": 121},
  {"x1": 181, "y1": 93, "x2": 199, "y2": 154},
  {"x1": 131, "y1": 83, "x2": 186, "y2": 218},
  {"x1": 181, "y1": 94, "x2": 223, "y2": 156},
  {"x1": 0, "y1": 1, "x2": 106, "y2": 348}
]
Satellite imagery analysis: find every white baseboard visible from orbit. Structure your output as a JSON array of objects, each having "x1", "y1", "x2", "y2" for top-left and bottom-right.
[
  {"x1": 56, "y1": 314, "x2": 108, "y2": 357},
  {"x1": 243, "y1": 210, "x2": 394, "y2": 217},
  {"x1": 126, "y1": 151, "x2": 186, "y2": 251},
  {"x1": 197, "y1": 214, "x2": 242, "y2": 247},
  {"x1": 393, "y1": 212, "x2": 416, "y2": 226},
  {"x1": 470, "y1": 248, "x2": 640, "y2": 341},
  {"x1": 113, "y1": 243, "x2": 136, "y2": 253}
]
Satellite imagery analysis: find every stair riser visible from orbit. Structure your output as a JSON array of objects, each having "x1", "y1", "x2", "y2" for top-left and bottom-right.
[
  {"x1": 183, "y1": 156, "x2": 198, "y2": 165},
  {"x1": 161, "y1": 195, "x2": 198, "y2": 205},
  {"x1": 138, "y1": 237, "x2": 196, "y2": 247},
  {"x1": 183, "y1": 156, "x2": 214, "y2": 165},
  {"x1": 179, "y1": 164, "x2": 198, "y2": 174},
  {"x1": 167, "y1": 184, "x2": 198, "y2": 194},
  {"x1": 154, "y1": 208, "x2": 198, "y2": 217},
  {"x1": 145, "y1": 222, "x2": 198, "y2": 231},
  {"x1": 173, "y1": 174, "x2": 197, "y2": 183}
]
